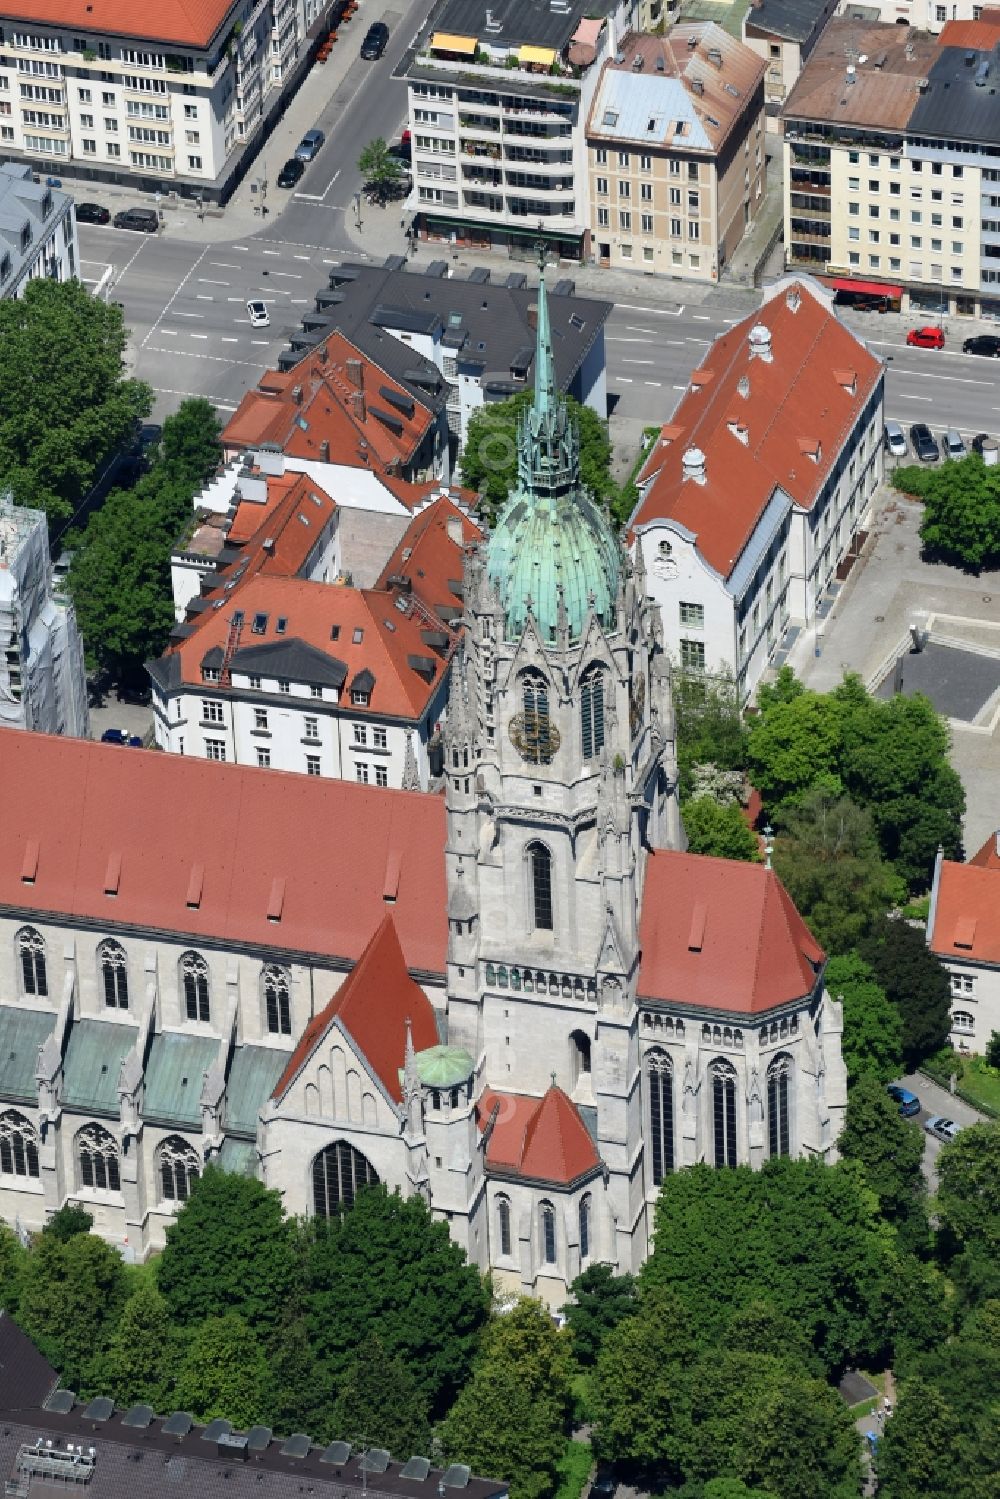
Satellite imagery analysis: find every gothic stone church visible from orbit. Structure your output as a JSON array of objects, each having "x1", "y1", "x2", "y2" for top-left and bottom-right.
[{"x1": 0, "y1": 274, "x2": 846, "y2": 1302}]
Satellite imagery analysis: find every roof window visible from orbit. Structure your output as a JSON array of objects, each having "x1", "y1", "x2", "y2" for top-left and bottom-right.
[
  {"x1": 331, "y1": 625, "x2": 341, "y2": 640},
  {"x1": 251, "y1": 612, "x2": 268, "y2": 634},
  {"x1": 353, "y1": 627, "x2": 364, "y2": 643},
  {"x1": 602, "y1": 109, "x2": 618, "y2": 127},
  {"x1": 275, "y1": 617, "x2": 287, "y2": 635}
]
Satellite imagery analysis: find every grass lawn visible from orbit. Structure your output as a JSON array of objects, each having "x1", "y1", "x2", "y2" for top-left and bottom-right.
[
  {"x1": 956, "y1": 1060, "x2": 1000, "y2": 1114},
  {"x1": 554, "y1": 1439, "x2": 593, "y2": 1499}
]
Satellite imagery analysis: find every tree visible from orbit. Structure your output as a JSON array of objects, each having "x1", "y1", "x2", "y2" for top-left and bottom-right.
[
  {"x1": 17, "y1": 1231, "x2": 127, "y2": 1391},
  {"x1": 935, "y1": 1122, "x2": 1000, "y2": 1257},
  {"x1": 721, "y1": 1300, "x2": 817, "y2": 1373},
  {"x1": 42, "y1": 1204, "x2": 94, "y2": 1243},
  {"x1": 772, "y1": 790, "x2": 904, "y2": 953},
  {"x1": 92, "y1": 1283, "x2": 182, "y2": 1411},
  {"x1": 681, "y1": 798, "x2": 760, "y2": 862},
  {"x1": 157, "y1": 1169, "x2": 301, "y2": 1345},
  {"x1": 986, "y1": 1032, "x2": 1000, "y2": 1070},
  {"x1": 859, "y1": 917, "x2": 952, "y2": 1070},
  {"x1": 0, "y1": 279, "x2": 151, "y2": 527},
  {"x1": 562, "y1": 1264, "x2": 637, "y2": 1369},
  {"x1": 261, "y1": 1314, "x2": 328, "y2": 1440},
  {"x1": 0, "y1": 1221, "x2": 25, "y2": 1314},
  {"x1": 461, "y1": 390, "x2": 617, "y2": 519},
  {"x1": 746, "y1": 689, "x2": 842, "y2": 809},
  {"x1": 174, "y1": 1313, "x2": 267, "y2": 1428},
  {"x1": 332, "y1": 1333, "x2": 431, "y2": 1458},
  {"x1": 357, "y1": 138, "x2": 403, "y2": 196},
  {"x1": 590, "y1": 1290, "x2": 695, "y2": 1475},
  {"x1": 837, "y1": 1073, "x2": 926, "y2": 1244},
  {"x1": 885, "y1": 1255, "x2": 953, "y2": 1375},
  {"x1": 916, "y1": 454, "x2": 1000, "y2": 569},
  {"x1": 157, "y1": 397, "x2": 221, "y2": 488},
  {"x1": 674, "y1": 670, "x2": 749, "y2": 803},
  {"x1": 305, "y1": 1186, "x2": 489, "y2": 1417},
  {"x1": 440, "y1": 1299, "x2": 573, "y2": 1499},
  {"x1": 876, "y1": 1378, "x2": 964, "y2": 1499},
  {"x1": 825, "y1": 955, "x2": 904, "y2": 1084}
]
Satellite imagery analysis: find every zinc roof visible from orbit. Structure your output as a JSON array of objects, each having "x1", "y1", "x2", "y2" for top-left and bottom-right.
[
  {"x1": 62, "y1": 1021, "x2": 137, "y2": 1115},
  {"x1": 0, "y1": 1007, "x2": 55, "y2": 1103},
  {"x1": 226, "y1": 1045, "x2": 290, "y2": 1136},
  {"x1": 143, "y1": 1032, "x2": 220, "y2": 1127}
]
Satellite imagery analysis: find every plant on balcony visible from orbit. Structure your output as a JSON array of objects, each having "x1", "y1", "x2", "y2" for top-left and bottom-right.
[{"x1": 81, "y1": 47, "x2": 96, "y2": 61}]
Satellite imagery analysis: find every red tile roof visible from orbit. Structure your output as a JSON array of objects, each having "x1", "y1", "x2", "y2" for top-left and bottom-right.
[
  {"x1": 222, "y1": 333, "x2": 435, "y2": 477},
  {"x1": 969, "y1": 831, "x2": 1000, "y2": 871},
  {"x1": 930, "y1": 859, "x2": 1000, "y2": 964},
  {"x1": 272, "y1": 915, "x2": 439, "y2": 1104},
  {"x1": 477, "y1": 1085, "x2": 601, "y2": 1185},
  {"x1": 0, "y1": 729, "x2": 447, "y2": 974},
  {"x1": 632, "y1": 282, "x2": 882, "y2": 578},
  {"x1": 169, "y1": 574, "x2": 448, "y2": 719},
  {"x1": 638, "y1": 851, "x2": 824, "y2": 1014},
  {"x1": 375, "y1": 496, "x2": 483, "y2": 623},
  {"x1": 11, "y1": 0, "x2": 235, "y2": 49},
  {"x1": 939, "y1": 12, "x2": 1000, "y2": 50}
]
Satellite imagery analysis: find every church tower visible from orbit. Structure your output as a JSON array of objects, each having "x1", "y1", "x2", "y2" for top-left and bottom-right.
[{"x1": 443, "y1": 257, "x2": 681, "y2": 1278}]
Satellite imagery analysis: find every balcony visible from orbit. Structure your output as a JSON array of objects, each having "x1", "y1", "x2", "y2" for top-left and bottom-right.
[
  {"x1": 789, "y1": 173, "x2": 830, "y2": 194},
  {"x1": 458, "y1": 114, "x2": 500, "y2": 134},
  {"x1": 463, "y1": 166, "x2": 503, "y2": 186},
  {"x1": 789, "y1": 195, "x2": 831, "y2": 217},
  {"x1": 460, "y1": 139, "x2": 501, "y2": 162},
  {"x1": 788, "y1": 225, "x2": 831, "y2": 245}
]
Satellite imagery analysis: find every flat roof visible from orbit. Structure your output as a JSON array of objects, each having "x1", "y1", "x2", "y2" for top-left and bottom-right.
[{"x1": 783, "y1": 19, "x2": 937, "y2": 132}]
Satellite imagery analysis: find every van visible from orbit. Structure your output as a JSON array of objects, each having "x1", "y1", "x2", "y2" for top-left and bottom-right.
[{"x1": 113, "y1": 207, "x2": 158, "y2": 233}]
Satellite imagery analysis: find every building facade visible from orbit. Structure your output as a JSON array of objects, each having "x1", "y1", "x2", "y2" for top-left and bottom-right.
[
  {"x1": 0, "y1": 268, "x2": 847, "y2": 1300},
  {"x1": 743, "y1": 0, "x2": 839, "y2": 128},
  {"x1": 0, "y1": 162, "x2": 77, "y2": 292},
  {"x1": 0, "y1": 498, "x2": 88, "y2": 737},
  {"x1": 928, "y1": 834, "x2": 1000, "y2": 1053},
  {"x1": 631, "y1": 276, "x2": 883, "y2": 703},
  {"x1": 585, "y1": 25, "x2": 766, "y2": 281}
]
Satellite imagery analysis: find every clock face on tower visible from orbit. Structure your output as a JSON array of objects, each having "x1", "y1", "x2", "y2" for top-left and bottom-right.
[{"x1": 509, "y1": 711, "x2": 560, "y2": 765}]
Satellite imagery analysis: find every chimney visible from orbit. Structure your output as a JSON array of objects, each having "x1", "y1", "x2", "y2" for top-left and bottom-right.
[
  {"x1": 318, "y1": 342, "x2": 328, "y2": 364},
  {"x1": 319, "y1": 440, "x2": 330, "y2": 462},
  {"x1": 691, "y1": 77, "x2": 704, "y2": 95},
  {"x1": 786, "y1": 287, "x2": 801, "y2": 313},
  {"x1": 737, "y1": 374, "x2": 750, "y2": 399},
  {"x1": 748, "y1": 324, "x2": 772, "y2": 363},
  {"x1": 527, "y1": 302, "x2": 538, "y2": 329},
  {"x1": 263, "y1": 537, "x2": 276, "y2": 554},
  {"x1": 346, "y1": 358, "x2": 365, "y2": 389},
  {"x1": 682, "y1": 447, "x2": 706, "y2": 484},
  {"x1": 351, "y1": 390, "x2": 366, "y2": 422},
  {"x1": 446, "y1": 515, "x2": 463, "y2": 546},
  {"x1": 292, "y1": 384, "x2": 303, "y2": 404}
]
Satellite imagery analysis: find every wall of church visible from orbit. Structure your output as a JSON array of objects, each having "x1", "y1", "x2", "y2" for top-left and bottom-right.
[{"x1": 484, "y1": 1173, "x2": 608, "y2": 1300}]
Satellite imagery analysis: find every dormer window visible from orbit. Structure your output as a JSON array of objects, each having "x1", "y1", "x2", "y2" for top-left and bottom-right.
[
  {"x1": 251, "y1": 612, "x2": 268, "y2": 634},
  {"x1": 202, "y1": 667, "x2": 220, "y2": 682},
  {"x1": 352, "y1": 690, "x2": 369, "y2": 706}
]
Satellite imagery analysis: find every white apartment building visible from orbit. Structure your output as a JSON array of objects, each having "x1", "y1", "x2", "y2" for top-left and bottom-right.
[
  {"x1": 401, "y1": 0, "x2": 634, "y2": 260},
  {"x1": 0, "y1": 498, "x2": 89, "y2": 737},
  {"x1": 631, "y1": 277, "x2": 883, "y2": 703},
  {"x1": 839, "y1": 0, "x2": 995, "y2": 33},
  {"x1": 0, "y1": 161, "x2": 77, "y2": 291},
  {"x1": 0, "y1": 0, "x2": 318, "y2": 197},
  {"x1": 929, "y1": 836, "x2": 1000, "y2": 1054}
]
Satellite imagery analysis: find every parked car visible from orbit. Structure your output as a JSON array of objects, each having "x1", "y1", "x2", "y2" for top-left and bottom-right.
[
  {"x1": 116, "y1": 683, "x2": 152, "y2": 706},
  {"x1": 112, "y1": 207, "x2": 159, "y2": 233},
  {"x1": 906, "y1": 325, "x2": 945, "y2": 349},
  {"x1": 962, "y1": 334, "x2": 1000, "y2": 357},
  {"x1": 972, "y1": 432, "x2": 993, "y2": 455},
  {"x1": 887, "y1": 1084, "x2": 921, "y2": 1119},
  {"x1": 910, "y1": 422, "x2": 941, "y2": 462},
  {"x1": 884, "y1": 420, "x2": 908, "y2": 458},
  {"x1": 360, "y1": 21, "x2": 389, "y2": 58},
  {"x1": 74, "y1": 201, "x2": 110, "y2": 225},
  {"x1": 294, "y1": 128, "x2": 325, "y2": 161},
  {"x1": 833, "y1": 288, "x2": 891, "y2": 312},
  {"x1": 589, "y1": 1474, "x2": 617, "y2": 1499},
  {"x1": 246, "y1": 298, "x2": 270, "y2": 328},
  {"x1": 100, "y1": 728, "x2": 143, "y2": 747},
  {"x1": 923, "y1": 1115, "x2": 961, "y2": 1143},
  {"x1": 276, "y1": 157, "x2": 305, "y2": 189},
  {"x1": 944, "y1": 428, "x2": 966, "y2": 460}
]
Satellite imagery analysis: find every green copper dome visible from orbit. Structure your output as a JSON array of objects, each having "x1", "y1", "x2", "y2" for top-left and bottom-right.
[
  {"x1": 485, "y1": 264, "x2": 621, "y2": 644},
  {"x1": 414, "y1": 1045, "x2": 474, "y2": 1088}
]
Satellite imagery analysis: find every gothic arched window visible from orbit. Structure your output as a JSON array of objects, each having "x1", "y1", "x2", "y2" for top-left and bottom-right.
[
  {"x1": 540, "y1": 1200, "x2": 557, "y2": 1265},
  {"x1": 312, "y1": 1140, "x2": 379, "y2": 1219},
  {"x1": 180, "y1": 951, "x2": 210, "y2": 1023},
  {"x1": 767, "y1": 1053, "x2": 792, "y2": 1159},
  {"x1": 0, "y1": 1110, "x2": 39, "y2": 1179},
  {"x1": 646, "y1": 1049, "x2": 675, "y2": 1184},
  {"x1": 497, "y1": 1194, "x2": 512, "y2": 1257},
  {"x1": 77, "y1": 1123, "x2": 120, "y2": 1192},
  {"x1": 711, "y1": 1060, "x2": 738, "y2": 1169},
  {"x1": 579, "y1": 1194, "x2": 591, "y2": 1262},
  {"x1": 16, "y1": 926, "x2": 47, "y2": 998},
  {"x1": 158, "y1": 1136, "x2": 200, "y2": 1202},
  {"x1": 514, "y1": 670, "x2": 556, "y2": 765},
  {"x1": 98, "y1": 939, "x2": 129, "y2": 1009},
  {"x1": 580, "y1": 665, "x2": 606, "y2": 761},
  {"x1": 262, "y1": 964, "x2": 291, "y2": 1035},
  {"x1": 570, "y1": 1030, "x2": 592, "y2": 1084},
  {"x1": 527, "y1": 842, "x2": 553, "y2": 932}
]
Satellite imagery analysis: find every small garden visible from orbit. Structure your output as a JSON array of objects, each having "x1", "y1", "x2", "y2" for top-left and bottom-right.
[{"x1": 921, "y1": 1040, "x2": 1000, "y2": 1118}]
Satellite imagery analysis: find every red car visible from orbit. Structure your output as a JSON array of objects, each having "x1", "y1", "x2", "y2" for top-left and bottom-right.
[{"x1": 906, "y1": 325, "x2": 945, "y2": 349}]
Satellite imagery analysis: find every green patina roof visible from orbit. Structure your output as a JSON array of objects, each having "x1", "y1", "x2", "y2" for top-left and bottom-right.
[
  {"x1": 225, "y1": 1045, "x2": 289, "y2": 1138},
  {"x1": 0, "y1": 1007, "x2": 56, "y2": 1103},
  {"x1": 414, "y1": 1045, "x2": 474, "y2": 1088},
  {"x1": 216, "y1": 1137, "x2": 257, "y2": 1177},
  {"x1": 143, "y1": 1031, "x2": 219, "y2": 1128},
  {"x1": 63, "y1": 1020, "x2": 137, "y2": 1114},
  {"x1": 485, "y1": 261, "x2": 621, "y2": 644}
]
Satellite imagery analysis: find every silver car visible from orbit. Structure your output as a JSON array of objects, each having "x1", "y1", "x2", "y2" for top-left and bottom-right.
[
  {"x1": 884, "y1": 420, "x2": 907, "y2": 458},
  {"x1": 944, "y1": 429, "x2": 966, "y2": 459},
  {"x1": 923, "y1": 1115, "x2": 961, "y2": 1143}
]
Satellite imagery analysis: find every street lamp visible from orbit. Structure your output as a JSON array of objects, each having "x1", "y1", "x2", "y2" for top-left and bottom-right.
[{"x1": 353, "y1": 190, "x2": 363, "y2": 232}]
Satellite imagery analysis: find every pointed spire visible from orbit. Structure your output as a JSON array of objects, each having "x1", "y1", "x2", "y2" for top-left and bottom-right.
[{"x1": 533, "y1": 242, "x2": 558, "y2": 426}]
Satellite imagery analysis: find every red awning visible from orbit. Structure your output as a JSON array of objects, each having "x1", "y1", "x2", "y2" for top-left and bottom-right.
[{"x1": 824, "y1": 277, "x2": 903, "y2": 299}]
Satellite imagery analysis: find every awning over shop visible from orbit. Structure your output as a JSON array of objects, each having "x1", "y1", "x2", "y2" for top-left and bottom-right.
[
  {"x1": 431, "y1": 31, "x2": 477, "y2": 53},
  {"x1": 825, "y1": 276, "x2": 903, "y2": 299},
  {"x1": 519, "y1": 44, "x2": 557, "y2": 66}
]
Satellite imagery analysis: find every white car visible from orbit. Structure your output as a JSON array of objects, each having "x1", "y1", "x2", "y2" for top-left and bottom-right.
[{"x1": 246, "y1": 299, "x2": 270, "y2": 328}]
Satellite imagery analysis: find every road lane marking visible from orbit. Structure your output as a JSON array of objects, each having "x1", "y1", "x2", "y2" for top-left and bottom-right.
[
  {"x1": 153, "y1": 387, "x2": 237, "y2": 409},
  {"x1": 159, "y1": 329, "x2": 177, "y2": 337},
  {"x1": 615, "y1": 302, "x2": 684, "y2": 316},
  {"x1": 232, "y1": 245, "x2": 250, "y2": 251},
  {"x1": 295, "y1": 192, "x2": 325, "y2": 201},
  {"x1": 146, "y1": 345, "x2": 265, "y2": 367},
  {"x1": 622, "y1": 358, "x2": 655, "y2": 365},
  {"x1": 614, "y1": 376, "x2": 633, "y2": 383},
  {"x1": 210, "y1": 262, "x2": 240, "y2": 270},
  {"x1": 645, "y1": 381, "x2": 661, "y2": 387},
  {"x1": 692, "y1": 314, "x2": 712, "y2": 321},
  {"x1": 323, "y1": 169, "x2": 341, "y2": 197},
  {"x1": 607, "y1": 336, "x2": 653, "y2": 344},
  {"x1": 196, "y1": 294, "x2": 213, "y2": 301},
  {"x1": 268, "y1": 270, "x2": 302, "y2": 278},
  {"x1": 190, "y1": 333, "x2": 208, "y2": 340},
  {"x1": 221, "y1": 336, "x2": 239, "y2": 342},
  {"x1": 141, "y1": 245, "x2": 208, "y2": 348},
  {"x1": 294, "y1": 253, "x2": 311, "y2": 261},
  {"x1": 199, "y1": 278, "x2": 229, "y2": 286},
  {"x1": 672, "y1": 384, "x2": 686, "y2": 390},
  {"x1": 172, "y1": 311, "x2": 204, "y2": 318},
  {"x1": 261, "y1": 248, "x2": 280, "y2": 256},
  {"x1": 251, "y1": 338, "x2": 270, "y2": 345}
]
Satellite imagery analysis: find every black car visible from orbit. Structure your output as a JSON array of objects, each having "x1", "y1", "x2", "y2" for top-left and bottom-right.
[
  {"x1": 360, "y1": 21, "x2": 389, "y2": 59},
  {"x1": 277, "y1": 157, "x2": 305, "y2": 189},
  {"x1": 113, "y1": 207, "x2": 159, "y2": 233},
  {"x1": 973, "y1": 432, "x2": 993, "y2": 456},
  {"x1": 833, "y1": 288, "x2": 891, "y2": 313},
  {"x1": 74, "y1": 201, "x2": 110, "y2": 225},
  {"x1": 910, "y1": 422, "x2": 941, "y2": 462},
  {"x1": 962, "y1": 334, "x2": 1000, "y2": 357}
]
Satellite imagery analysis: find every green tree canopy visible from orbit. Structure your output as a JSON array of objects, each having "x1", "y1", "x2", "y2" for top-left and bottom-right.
[
  {"x1": 0, "y1": 279, "x2": 151, "y2": 526},
  {"x1": 17, "y1": 1231, "x2": 127, "y2": 1391},
  {"x1": 837, "y1": 1072, "x2": 926, "y2": 1243},
  {"x1": 42, "y1": 1204, "x2": 94, "y2": 1243},
  {"x1": 332, "y1": 1333, "x2": 431, "y2": 1458},
  {"x1": 92, "y1": 1283, "x2": 183, "y2": 1411},
  {"x1": 460, "y1": 390, "x2": 618, "y2": 520},
  {"x1": 157, "y1": 397, "x2": 222, "y2": 487},
  {"x1": 876, "y1": 1377, "x2": 965, "y2": 1499},
  {"x1": 720, "y1": 1299, "x2": 817, "y2": 1373},
  {"x1": 935, "y1": 1122, "x2": 1000, "y2": 1257},
  {"x1": 157, "y1": 1169, "x2": 301, "y2": 1344},
  {"x1": 859, "y1": 917, "x2": 952, "y2": 1070},
  {"x1": 261, "y1": 1314, "x2": 327, "y2": 1441},
  {"x1": 825, "y1": 954, "x2": 904, "y2": 1084},
  {"x1": 674, "y1": 670, "x2": 749, "y2": 802},
  {"x1": 913, "y1": 453, "x2": 1000, "y2": 569},
  {"x1": 681, "y1": 797, "x2": 760, "y2": 862},
  {"x1": 772, "y1": 790, "x2": 905, "y2": 953},
  {"x1": 174, "y1": 1313, "x2": 268, "y2": 1428},
  {"x1": 562, "y1": 1264, "x2": 637, "y2": 1369},
  {"x1": 358, "y1": 138, "x2": 404, "y2": 190},
  {"x1": 305, "y1": 1186, "x2": 489, "y2": 1417},
  {"x1": 0, "y1": 1221, "x2": 25, "y2": 1315},
  {"x1": 590, "y1": 1288, "x2": 696, "y2": 1476}
]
